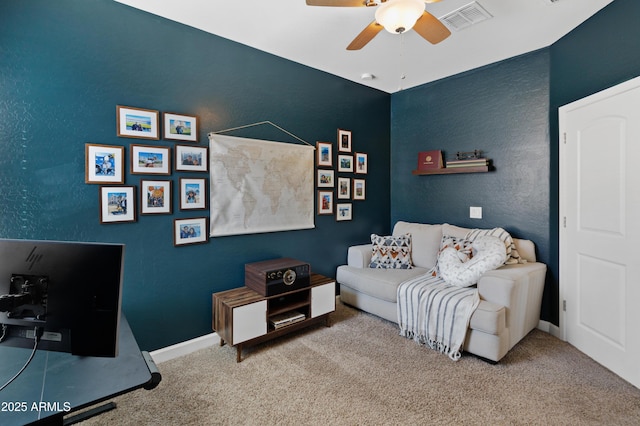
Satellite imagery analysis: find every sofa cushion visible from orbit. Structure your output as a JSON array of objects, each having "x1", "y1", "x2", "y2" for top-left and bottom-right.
[
  {"x1": 441, "y1": 223, "x2": 470, "y2": 238},
  {"x1": 369, "y1": 233, "x2": 414, "y2": 269},
  {"x1": 336, "y1": 265, "x2": 429, "y2": 303},
  {"x1": 438, "y1": 235, "x2": 507, "y2": 287},
  {"x1": 392, "y1": 222, "x2": 442, "y2": 269}
]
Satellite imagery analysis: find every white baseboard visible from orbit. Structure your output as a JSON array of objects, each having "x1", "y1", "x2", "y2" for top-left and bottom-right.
[
  {"x1": 149, "y1": 321, "x2": 560, "y2": 364},
  {"x1": 149, "y1": 332, "x2": 220, "y2": 364},
  {"x1": 537, "y1": 320, "x2": 562, "y2": 340}
]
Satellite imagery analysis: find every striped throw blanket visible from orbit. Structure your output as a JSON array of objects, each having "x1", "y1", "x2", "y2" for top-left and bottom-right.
[{"x1": 397, "y1": 274, "x2": 480, "y2": 361}]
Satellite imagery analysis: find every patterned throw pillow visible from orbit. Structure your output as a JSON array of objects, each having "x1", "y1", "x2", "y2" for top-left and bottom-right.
[
  {"x1": 465, "y1": 227, "x2": 525, "y2": 264},
  {"x1": 369, "y1": 233, "x2": 414, "y2": 269}
]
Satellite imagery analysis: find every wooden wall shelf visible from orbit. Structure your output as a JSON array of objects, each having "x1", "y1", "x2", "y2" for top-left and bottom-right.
[{"x1": 412, "y1": 166, "x2": 489, "y2": 175}]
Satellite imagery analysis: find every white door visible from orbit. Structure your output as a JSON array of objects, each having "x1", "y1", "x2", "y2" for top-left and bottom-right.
[{"x1": 559, "y1": 76, "x2": 640, "y2": 389}]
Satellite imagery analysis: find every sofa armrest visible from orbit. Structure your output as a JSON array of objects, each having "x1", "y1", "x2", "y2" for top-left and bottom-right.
[
  {"x1": 477, "y1": 262, "x2": 547, "y2": 348},
  {"x1": 347, "y1": 244, "x2": 373, "y2": 269}
]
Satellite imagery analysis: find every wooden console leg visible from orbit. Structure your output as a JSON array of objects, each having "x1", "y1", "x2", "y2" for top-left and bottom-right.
[{"x1": 236, "y1": 345, "x2": 242, "y2": 363}]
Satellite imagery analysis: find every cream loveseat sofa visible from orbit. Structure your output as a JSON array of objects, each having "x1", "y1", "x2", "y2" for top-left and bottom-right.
[{"x1": 336, "y1": 221, "x2": 547, "y2": 362}]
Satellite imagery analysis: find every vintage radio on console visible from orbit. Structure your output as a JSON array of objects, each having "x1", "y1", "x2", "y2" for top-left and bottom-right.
[{"x1": 245, "y1": 258, "x2": 311, "y2": 296}]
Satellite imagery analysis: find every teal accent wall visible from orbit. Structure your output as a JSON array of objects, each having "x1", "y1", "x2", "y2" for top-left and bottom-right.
[
  {"x1": 390, "y1": 0, "x2": 640, "y2": 326},
  {"x1": 390, "y1": 51, "x2": 553, "y2": 319},
  {"x1": 2, "y1": 0, "x2": 637, "y2": 348},
  {"x1": 0, "y1": 0, "x2": 391, "y2": 350}
]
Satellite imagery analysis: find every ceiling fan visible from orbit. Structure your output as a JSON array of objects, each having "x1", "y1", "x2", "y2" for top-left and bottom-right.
[{"x1": 306, "y1": 0, "x2": 451, "y2": 50}]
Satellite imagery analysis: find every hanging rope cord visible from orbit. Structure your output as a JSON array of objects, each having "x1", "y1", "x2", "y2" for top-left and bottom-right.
[{"x1": 210, "y1": 121, "x2": 314, "y2": 148}]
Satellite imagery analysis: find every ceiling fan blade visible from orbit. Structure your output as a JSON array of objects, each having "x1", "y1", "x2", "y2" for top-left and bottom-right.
[
  {"x1": 347, "y1": 21, "x2": 384, "y2": 50},
  {"x1": 306, "y1": 0, "x2": 368, "y2": 6},
  {"x1": 412, "y1": 11, "x2": 451, "y2": 44}
]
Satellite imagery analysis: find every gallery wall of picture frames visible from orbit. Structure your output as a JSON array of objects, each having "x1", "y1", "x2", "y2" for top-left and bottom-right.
[
  {"x1": 85, "y1": 105, "x2": 208, "y2": 246},
  {"x1": 315, "y1": 129, "x2": 368, "y2": 222},
  {"x1": 88, "y1": 107, "x2": 369, "y2": 243}
]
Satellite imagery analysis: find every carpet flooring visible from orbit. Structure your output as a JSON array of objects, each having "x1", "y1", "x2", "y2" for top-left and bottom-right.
[{"x1": 78, "y1": 300, "x2": 640, "y2": 425}]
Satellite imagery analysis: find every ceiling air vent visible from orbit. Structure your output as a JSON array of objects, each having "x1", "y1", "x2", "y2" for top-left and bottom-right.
[{"x1": 439, "y1": 1, "x2": 492, "y2": 32}]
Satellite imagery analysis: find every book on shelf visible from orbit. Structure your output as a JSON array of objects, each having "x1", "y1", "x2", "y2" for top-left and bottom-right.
[
  {"x1": 417, "y1": 150, "x2": 443, "y2": 170},
  {"x1": 270, "y1": 311, "x2": 306, "y2": 329},
  {"x1": 445, "y1": 158, "x2": 489, "y2": 168}
]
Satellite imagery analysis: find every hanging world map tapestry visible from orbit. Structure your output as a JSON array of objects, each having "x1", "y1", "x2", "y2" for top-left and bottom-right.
[{"x1": 208, "y1": 133, "x2": 315, "y2": 237}]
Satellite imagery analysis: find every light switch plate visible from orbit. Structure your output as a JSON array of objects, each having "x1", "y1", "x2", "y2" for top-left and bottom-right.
[{"x1": 470, "y1": 206, "x2": 482, "y2": 219}]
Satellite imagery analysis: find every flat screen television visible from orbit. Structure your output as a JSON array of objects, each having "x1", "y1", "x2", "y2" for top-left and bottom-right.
[{"x1": 0, "y1": 239, "x2": 124, "y2": 357}]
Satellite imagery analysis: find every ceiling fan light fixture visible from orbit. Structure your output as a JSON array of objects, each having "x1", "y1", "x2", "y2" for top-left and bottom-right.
[{"x1": 375, "y1": 0, "x2": 425, "y2": 34}]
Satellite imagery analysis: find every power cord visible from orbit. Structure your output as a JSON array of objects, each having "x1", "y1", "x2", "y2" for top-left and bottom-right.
[
  {"x1": 0, "y1": 326, "x2": 41, "y2": 392},
  {"x1": 0, "y1": 324, "x2": 7, "y2": 342}
]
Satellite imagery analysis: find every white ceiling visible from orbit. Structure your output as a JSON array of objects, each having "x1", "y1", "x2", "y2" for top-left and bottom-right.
[{"x1": 114, "y1": 0, "x2": 613, "y2": 93}]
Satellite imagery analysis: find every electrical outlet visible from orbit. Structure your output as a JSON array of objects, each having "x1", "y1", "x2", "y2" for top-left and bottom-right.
[{"x1": 470, "y1": 206, "x2": 482, "y2": 219}]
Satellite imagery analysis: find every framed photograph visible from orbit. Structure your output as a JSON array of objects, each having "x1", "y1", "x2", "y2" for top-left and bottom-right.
[
  {"x1": 317, "y1": 169, "x2": 334, "y2": 188},
  {"x1": 174, "y1": 217, "x2": 208, "y2": 246},
  {"x1": 99, "y1": 186, "x2": 136, "y2": 223},
  {"x1": 140, "y1": 180, "x2": 172, "y2": 214},
  {"x1": 355, "y1": 152, "x2": 368, "y2": 174},
  {"x1": 336, "y1": 203, "x2": 353, "y2": 221},
  {"x1": 131, "y1": 144, "x2": 171, "y2": 175},
  {"x1": 353, "y1": 178, "x2": 366, "y2": 200},
  {"x1": 116, "y1": 105, "x2": 159, "y2": 140},
  {"x1": 317, "y1": 190, "x2": 333, "y2": 215},
  {"x1": 164, "y1": 112, "x2": 198, "y2": 142},
  {"x1": 175, "y1": 145, "x2": 208, "y2": 172},
  {"x1": 337, "y1": 177, "x2": 351, "y2": 199},
  {"x1": 180, "y1": 178, "x2": 207, "y2": 210},
  {"x1": 85, "y1": 143, "x2": 124, "y2": 184},
  {"x1": 338, "y1": 129, "x2": 351, "y2": 152},
  {"x1": 316, "y1": 141, "x2": 333, "y2": 167},
  {"x1": 338, "y1": 155, "x2": 353, "y2": 173}
]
